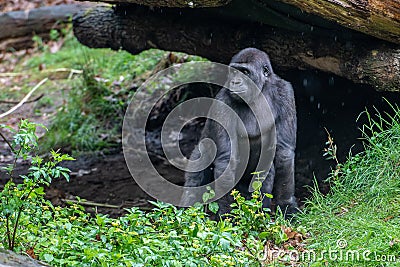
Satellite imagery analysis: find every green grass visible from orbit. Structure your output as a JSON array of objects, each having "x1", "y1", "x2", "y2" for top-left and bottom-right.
[
  {"x1": 21, "y1": 32, "x2": 165, "y2": 81},
  {"x1": 2, "y1": 28, "x2": 207, "y2": 153},
  {"x1": 12, "y1": 30, "x2": 206, "y2": 153},
  {"x1": 295, "y1": 106, "x2": 400, "y2": 266},
  {"x1": 1, "y1": 30, "x2": 169, "y2": 152}
]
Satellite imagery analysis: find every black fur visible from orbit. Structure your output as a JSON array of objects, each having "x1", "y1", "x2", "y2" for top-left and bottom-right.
[{"x1": 182, "y1": 48, "x2": 298, "y2": 216}]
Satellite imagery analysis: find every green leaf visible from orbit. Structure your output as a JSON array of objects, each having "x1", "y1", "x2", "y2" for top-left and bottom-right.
[
  {"x1": 208, "y1": 202, "x2": 219, "y2": 214},
  {"x1": 192, "y1": 224, "x2": 199, "y2": 237},
  {"x1": 208, "y1": 188, "x2": 215, "y2": 199},
  {"x1": 251, "y1": 181, "x2": 262, "y2": 191},
  {"x1": 202, "y1": 192, "x2": 210, "y2": 203},
  {"x1": 264, "y1": 193, "x2": 273, "y2": 199},
  {"x1": 62, "y1": 172, "x2": 70, "y2": 182},
  {"x1": 259, "y1": 231, "x2": 270, "y2": 239},
  {"x1": 43, "y1": 253, "x2": 54, "y2": 262}
]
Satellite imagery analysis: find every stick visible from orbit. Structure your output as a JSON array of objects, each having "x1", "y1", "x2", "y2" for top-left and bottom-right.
[
  {"x1": 0, "y1": 78, "x2": 48, "y2": 118},
  {"x1": 61, "y1": 199, "x2": 122, "y2": 209},
  {"x1": 61, "y1": 198, "x2": 154, "y2": 210},
  {"x1": 0, "y1": 68, "x2": 82, "y2": 78},
  {"x1": 0, "y1": 94, "x2": 44, "y2": 104}
]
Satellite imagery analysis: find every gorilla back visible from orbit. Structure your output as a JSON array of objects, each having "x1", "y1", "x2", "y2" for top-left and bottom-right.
[{"x1": 182, "y1": 48, "x2": 298, "y2": 216}]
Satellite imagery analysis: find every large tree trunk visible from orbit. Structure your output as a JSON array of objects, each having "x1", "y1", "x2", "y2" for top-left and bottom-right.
[
  {"x1": 74, "y1": 0, "x2": 400, "y2": 44},
  {"x1": 75, "y1": 0, "x2": 231, "y2": 8},
  {"x1": 73, "y1": 4, "x2": 400, "y2": 92},
  {"x1": 274, "y1": 0, "x2": 400, "y2": 44},
  {"x1": 0, "y1": 4, "x2": 91, "y2": 51}
]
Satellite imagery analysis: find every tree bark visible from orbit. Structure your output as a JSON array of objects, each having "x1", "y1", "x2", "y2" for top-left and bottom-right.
[
  {"x1": 73, "y1": 0, "x2": 400, "y2": 44},
  {"x1": 273, "y1": 0, "x2": 400, "y2": 44},
  {"x1": 73, "y1": 4, "x2": 400, "y2": 92},
  {"x1": 0, "y1": 4, "x2": 91, "y2": 51},
  {"x1": 74, "y1": 0, "x2": 231, "y2": 8}
]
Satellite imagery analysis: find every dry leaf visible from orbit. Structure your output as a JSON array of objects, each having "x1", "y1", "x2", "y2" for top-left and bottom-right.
[
  {"x1": 26, "y1": 247, "x2": 37, "y2": 259},
  {"x1": 383, "y1": 216, "x2": 394, "y2": 222}
]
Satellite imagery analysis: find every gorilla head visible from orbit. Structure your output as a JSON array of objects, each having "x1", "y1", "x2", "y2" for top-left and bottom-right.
[{"x1": 227, "y1": 48, "x2": 274, "y2": 102}]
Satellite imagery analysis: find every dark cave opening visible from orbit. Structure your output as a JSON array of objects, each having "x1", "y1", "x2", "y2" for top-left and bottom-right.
[{"x1": 145, "y1": 70, "x2": 399, "y2": 202}]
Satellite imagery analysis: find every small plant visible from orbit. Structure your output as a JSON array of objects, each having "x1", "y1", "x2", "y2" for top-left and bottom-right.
[
  {"x1": 201, "y1": 185, "x2": 220, "y2": 214},
  {"x1": 0, "y1": 120, "x2": 74, "y2": 250},
  {"x1": 32, "y1": 35, "x2": 46, "y2": 52},
  {"x1": 49, "y1": 29, "x2": 60, "y2": 42},
  {"x1": 323, "y1": 128, "x2": 341, "y2": 178},
  {"x1": 229, "y1": 172, "x2": 288, "y2": 245}
]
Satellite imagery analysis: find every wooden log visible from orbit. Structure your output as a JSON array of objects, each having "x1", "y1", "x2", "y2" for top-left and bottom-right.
[
  {"x1": 73, "y1": 4, "x2": 400, "y2": 92},
  {"x1": 273, "y1": 0, "x2": 400, "y2": 44},
  {"x1": 73, "y1": 0, "x2": 400, "y2": 44},
  {"x1": 0, "y1": 3, "x2": 91, "y2": 51},
  {"x1": 74, "y1": 0, "x2": 231, "y2": 8}
]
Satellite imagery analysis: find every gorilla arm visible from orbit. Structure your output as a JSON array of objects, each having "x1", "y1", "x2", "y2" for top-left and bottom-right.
[{"x1": 267, "y1": 77, "x2": 298, "y2": 214}]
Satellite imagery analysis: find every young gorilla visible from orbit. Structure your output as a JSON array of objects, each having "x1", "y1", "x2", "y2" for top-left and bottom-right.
[{"x1": 181, "y1": 48, "x2": 298, "y2": 216}]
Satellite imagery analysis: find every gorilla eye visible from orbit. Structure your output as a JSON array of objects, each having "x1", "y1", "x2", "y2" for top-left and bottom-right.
[
  {"x1": 241, "y1": 69, "x2": 250, "y2": 76},
  {"x1": 263, "y1": 65, "x2": 271, "y2": 77}
]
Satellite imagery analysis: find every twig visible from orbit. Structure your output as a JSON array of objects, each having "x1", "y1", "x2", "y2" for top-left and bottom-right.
[
  {"x1": 0, "y1": 94, "x2": 44, "y2": 104},
  {"x1": 0, "y1": 73, "x2": 25, "y2": 77},
  {"x1": 0, "y1": 131, "x2": 14, "y2": 153},
  {"x1": 61, "y1": 199, "x2": 122, "y2": 209},
  {"x1": 0, "y1": 68, "x2": 83, "y2": 78},
  {"x1": 0, "y1": 78, "x2": 48, "y2": 118},
  {"x1": 61, "y1": 198, "x2": 154, "y2": 211},
  {"x1": 10, "y1": 186, "x2": 36, "y2": 250}
]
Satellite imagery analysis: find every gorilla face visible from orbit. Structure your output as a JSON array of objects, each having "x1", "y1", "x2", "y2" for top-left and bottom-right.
[{"x1": 227, "y1": 48, "x2": 274, "y2": 103}]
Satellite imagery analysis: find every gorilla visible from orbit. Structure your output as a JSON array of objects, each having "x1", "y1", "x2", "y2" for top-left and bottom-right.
[{"x1": 181, "y1": 48, "x2": 298, "y2": 216}]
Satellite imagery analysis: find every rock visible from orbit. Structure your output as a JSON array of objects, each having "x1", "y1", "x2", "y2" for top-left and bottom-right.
[{"x1": 0, "y1": 249, "x2": 50, "y2": 267}]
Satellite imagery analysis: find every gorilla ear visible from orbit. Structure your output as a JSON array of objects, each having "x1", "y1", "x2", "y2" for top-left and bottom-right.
[{"x1": 263, "y1": 64, "x2": 272, "y2": 77}]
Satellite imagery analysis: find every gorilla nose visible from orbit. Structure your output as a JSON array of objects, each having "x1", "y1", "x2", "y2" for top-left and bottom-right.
[{"x1": 231, "y1": 78, "x2": 243, "y2": 85}]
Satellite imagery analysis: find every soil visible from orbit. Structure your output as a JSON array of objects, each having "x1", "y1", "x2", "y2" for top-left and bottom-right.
[{"x1": 0, "y1": 0, "x2": 78, "y2": 12}]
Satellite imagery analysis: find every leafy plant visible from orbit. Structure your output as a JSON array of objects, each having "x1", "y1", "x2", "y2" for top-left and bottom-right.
[
  {"x1": 229, "y1": 172, "x2": 288, "y2": 245},
  {"x1": 32, "y1": 35, "x2": 46, "y2": 52},
  {"x1": 0, "y1": 129, "x2": 292, "y2": 265},
  {"x1": 0, "y1": 120, "x2": 74, "y2": 250},
  {"x1": 323, "y1": 128, "x2": 342, "y2": 179},
  {"x1": 0, "y1": 117, "x2": 279, "y2": 264},
  {"x1": 49, "y1": 29, "x2": 60, "y2": 42}
]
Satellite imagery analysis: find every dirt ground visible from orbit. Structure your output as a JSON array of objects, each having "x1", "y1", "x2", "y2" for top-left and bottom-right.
[{"x1": 0, "y1": 0, "x2": 77, "y2": 12}]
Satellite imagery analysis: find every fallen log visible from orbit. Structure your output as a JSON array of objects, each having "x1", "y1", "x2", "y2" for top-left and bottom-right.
[
  {"x1": 74, "y1": 0, "x2": 400, "y2": 44},
  {"x1": 75, "y1": 0, "x2": 231, "y2": 8},
  {"x1": 274, "y1": 0, "x2": 400, "y2": 45},
  {"x1": 0, "y1": 3, "x2": 91, "y2": 51},
  {"x1": 73, "y1": 4, "x2": 400, "y2": 92}
]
